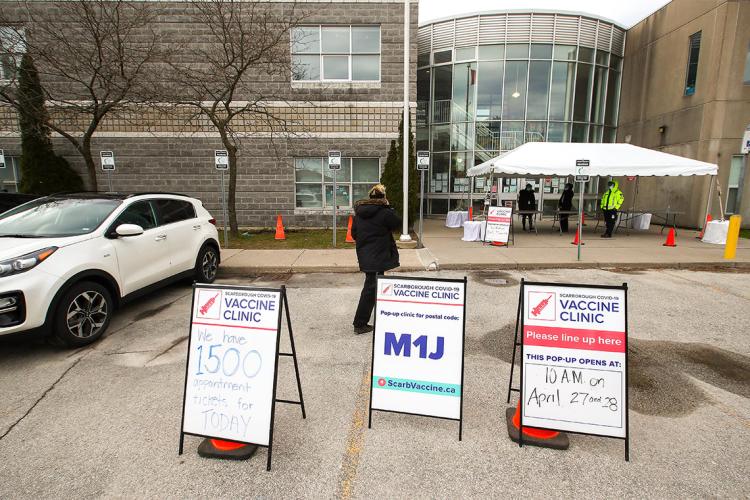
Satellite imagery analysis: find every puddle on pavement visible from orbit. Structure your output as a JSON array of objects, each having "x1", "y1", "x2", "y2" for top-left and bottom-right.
[
  {"x1": 471, "y1": 271, "x2": 518, "y2": 288},
  {"x1": 473, "y1": 326, "x2": 750, "y2": 417}
]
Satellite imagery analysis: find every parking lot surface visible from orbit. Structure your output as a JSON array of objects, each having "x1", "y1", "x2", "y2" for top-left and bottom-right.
[{"x1": 1, "y1": 269, "x2": 748, "y2": 498}]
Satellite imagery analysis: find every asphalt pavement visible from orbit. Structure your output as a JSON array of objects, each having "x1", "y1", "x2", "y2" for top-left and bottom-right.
[{"x1": 0, "y1": 269, "x2": 748, "y2": 498}]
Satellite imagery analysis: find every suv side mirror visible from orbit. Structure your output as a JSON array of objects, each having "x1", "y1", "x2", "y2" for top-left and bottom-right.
[{"x1": 115, "y1": 224, "x2": 144, "y2": 237}]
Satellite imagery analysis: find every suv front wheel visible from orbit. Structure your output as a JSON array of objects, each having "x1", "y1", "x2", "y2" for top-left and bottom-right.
[
  {"x1": 195, "y1": 244, "x2": 219, "y2": 283},
  {"x1": 52, "y1": 281, "x2": 114, "y2": 347}
]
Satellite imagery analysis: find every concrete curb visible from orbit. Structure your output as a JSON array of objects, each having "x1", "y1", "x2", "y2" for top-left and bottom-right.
[{"x1": 217, "y1": 260, "x2": 750, "y2": 276}]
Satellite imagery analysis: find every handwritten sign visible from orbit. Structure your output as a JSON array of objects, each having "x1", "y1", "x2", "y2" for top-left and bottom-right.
[
  {"x1": 485, "y1": 206, "x2": 512, "y2": 244},
  {"x1": 521, "y1": 282, "x2": 627, "y2": 438},
  {"x1": 181, "y1": 285, "x2": 282, "y2": 446},
  {"x1": 370, "y1": 276, "x2": 466, "y2": 423}
]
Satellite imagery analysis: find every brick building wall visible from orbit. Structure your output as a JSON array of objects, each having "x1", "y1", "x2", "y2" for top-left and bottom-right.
[{"x1": 0, "y1": 0, "x2": 419, "y2": 228}]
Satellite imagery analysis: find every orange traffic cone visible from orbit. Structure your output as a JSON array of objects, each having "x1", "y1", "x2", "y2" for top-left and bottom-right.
[
  {"x1": 345, "y1": 215, "x2": 355, "y2": 243},
  {"x1": 505, "y1": 405, "x2": 569, "y2": 449},
  {"x1": 197, "y1": 438, "x2": 257, "y2": 460},
  {"x1": 571, "y1": 227, "x2": 584, "y2": 245},
  {"x1": 697, "y1": 214, "x2": 712, "y2": 239},
  {"x1": 274, "y1": 215, "x2": 286, "y2": 240},
  {"x1": 663, "y1": 227, "x2": 677, "y2": 247},
  {"x1": 468, "y1": 206, "x2": 473, "y2": 221}
]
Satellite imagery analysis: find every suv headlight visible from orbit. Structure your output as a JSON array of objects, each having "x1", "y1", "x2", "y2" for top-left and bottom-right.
[{"x1": 0, "y1": 247, "x2": 58, "y2": 278}]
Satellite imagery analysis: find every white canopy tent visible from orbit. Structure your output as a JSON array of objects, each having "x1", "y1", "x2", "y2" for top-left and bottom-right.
[
  {"x1": 468, "y1": 142, "x2": 718, "y2": 177},
  {"x1": 466, "y1": 142, "x2": 719, "y2": 260}
]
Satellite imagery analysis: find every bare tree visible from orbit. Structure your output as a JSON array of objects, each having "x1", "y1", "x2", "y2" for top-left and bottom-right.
[
  {"x1": 0, "y1": 0, "x2": 163, "y2": 190},
  {"x1": 161, "y1": 0, "x2": 306, "y2": 236}
]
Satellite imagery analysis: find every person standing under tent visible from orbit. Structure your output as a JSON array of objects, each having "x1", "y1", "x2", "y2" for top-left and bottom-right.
[
  {"x1": 351, "y1": 184, "x2": 401, "y2": 334},
  {"x1": 558, "y1": 183, "x2": 574, "y2": 233},
  {"x1": 518, "y1": 183, "x2": 537, "y2": 231},
  {"x1": 600, "y1": 180, "x2": 624, "y2": 238}
]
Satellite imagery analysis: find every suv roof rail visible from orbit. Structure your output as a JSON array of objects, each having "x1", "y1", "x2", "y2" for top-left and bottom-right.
[
  {"x1": 43, "y1": 191, "x2": 192, "y2": 199},
  {"x1": 127, "y1": 192, "x2": 191, "y2": 198}
]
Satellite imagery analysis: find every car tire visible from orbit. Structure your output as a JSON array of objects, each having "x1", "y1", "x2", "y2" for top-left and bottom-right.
[
  {"x1": 195, "y1": 244, "x2": 219, "y2": 283},
  {"x1": 51, "y1": 281, "x2": 114, "y2": 348}
]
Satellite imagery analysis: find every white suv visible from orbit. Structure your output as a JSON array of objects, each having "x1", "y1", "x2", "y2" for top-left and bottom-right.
[{"x1": 0, "y1": 193, "x2": 220, "y2": 347}]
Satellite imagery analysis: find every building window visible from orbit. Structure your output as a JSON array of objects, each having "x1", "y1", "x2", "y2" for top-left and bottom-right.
[
  {"x1": 294, "y1": 157, "x2": 380, "y2": 209},
  {"x1": 743, "y1": 43, "x2": 750, "y2": 85},
  {"x1": 291, "y1": 26, "x2": 380, "y2": 82},
  {"x1": 726, "y1": 155, "x2": 745, "y2": 215},
  {"x1": 0, "y1": 27, "x2": 25, "y2": 82},
  {"x1": 684, "y1": 31, "x2": 701, "y2": 96},
  {"x1": 0, "y1": 155, "x2": 21, "y2": 192}
]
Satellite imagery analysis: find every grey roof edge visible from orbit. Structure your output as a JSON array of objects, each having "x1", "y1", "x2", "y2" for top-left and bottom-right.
[{"x1": 418, "y1": 8, "x2": 627, "y2": 31}]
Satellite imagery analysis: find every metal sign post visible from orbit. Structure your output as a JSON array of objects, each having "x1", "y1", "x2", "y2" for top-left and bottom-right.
[
  {"x1": 215, "y1": 150, "x2": 229, "y2": 248},
  {"x1": 416, "y1": 151, "x2": 430, "y2": 248},
  {"x1": 100, "y1": 151, "x2": 116, "y2": 192},
  {"x1": 328, "y1": 151, "x2": 342, "y2": 247},
  {"x1": 575, "y1": 159, "x2": 591, "y2": 262}
]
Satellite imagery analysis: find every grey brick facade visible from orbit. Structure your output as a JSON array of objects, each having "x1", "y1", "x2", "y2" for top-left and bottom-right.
[{"x1": 0, "y1": 0, "x2": 418, "y2": 228}]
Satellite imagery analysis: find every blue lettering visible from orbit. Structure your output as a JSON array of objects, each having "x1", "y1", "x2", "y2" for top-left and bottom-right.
[{"x1": 384, "y1": 332, "x2": 411, "y2": 357}]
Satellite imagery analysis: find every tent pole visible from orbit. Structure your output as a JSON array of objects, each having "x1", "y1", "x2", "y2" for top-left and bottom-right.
[
  {"x1": 703, "y1": 175, "x2": 715, "y2": 228},
  {"x1": 577, "y1": 180, "x2": 584, "y2": 261}
]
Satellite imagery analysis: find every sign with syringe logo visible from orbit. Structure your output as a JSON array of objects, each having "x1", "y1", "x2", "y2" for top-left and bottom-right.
[
  {"x1": 521, "y1": 283, "x2": 627, "y2": 438},
  {"x1": 181, "y1": 285, "x2": 282, "y2": 447}
]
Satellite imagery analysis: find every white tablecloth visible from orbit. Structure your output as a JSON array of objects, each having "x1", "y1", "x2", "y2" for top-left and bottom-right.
[
  {"x1": 702, "y1": 220, "x2": 729, "y2": 245},
  {"x1": 631, "y1": 213, "x2": 652, "y2": 230},
  {"x1": 446, "y1": 210, "x2": 469, "y2": 228},
  {"x1": 462, "y1": 220, "x2": 486, "y2": 241}
]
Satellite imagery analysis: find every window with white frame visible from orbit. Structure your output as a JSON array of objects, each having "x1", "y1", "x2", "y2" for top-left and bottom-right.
[
  {"x1": 291, "y1": 26, "x2": 380, "y2": 82},
  {"x1": 0, "y1": 155, "x2": 22, "y2": 192},
  {"x1": 294, "y1": 157, "x2": 380, "y2": 209},
  {"x1": 0, "y1": 27, "x2": 25, "y2": 82}
]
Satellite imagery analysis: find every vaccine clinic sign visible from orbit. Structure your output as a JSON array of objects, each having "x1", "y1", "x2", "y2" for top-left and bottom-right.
[
  {"x1": 181, "y1": 285, "x2": 282, "y2": 446},
  {"x1": 521, "y1": 282, "x2": 627, "y2": 438},
  {"x1": 485, "y1": 206, "x2": 512, "y2": 244},
  {"x1": 370, "y1": 277, "x2": 466, "y2": 420}
]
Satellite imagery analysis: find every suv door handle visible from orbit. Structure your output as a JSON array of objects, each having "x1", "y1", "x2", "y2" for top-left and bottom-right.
[
  {"x1": 193, "y1": 224, "x2": 202, "y2": 230},
  {"x1": 155, "y1": 234, "x2": 167, "y2": 241}
]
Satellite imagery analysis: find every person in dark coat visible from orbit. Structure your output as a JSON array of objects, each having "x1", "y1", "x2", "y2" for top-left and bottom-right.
[
  {"x1": 351, "y1": 184, "x2": 401, "y2": 334},
  {"x1": 558, "y1": 183, "x2": 574, "y2": 233},
  {"x1": 518, "y1": 183, "x2": 537, "y2": 231}
]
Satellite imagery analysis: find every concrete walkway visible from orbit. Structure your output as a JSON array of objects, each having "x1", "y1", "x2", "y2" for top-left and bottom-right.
[
  {"x1": 219, "y1": 218, "x2": 750, "y2": 275},
  {"x1": 420, "y1": 218, "x2": 750, "y2": 270},
  {"x1": 219, "y1": 247, "x2": 433, "y2": 276}
]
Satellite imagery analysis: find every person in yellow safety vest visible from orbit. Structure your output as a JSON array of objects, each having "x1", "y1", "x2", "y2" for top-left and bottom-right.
[{"x1": 600, "y1": 180, "x2": 624, "y2": 238}]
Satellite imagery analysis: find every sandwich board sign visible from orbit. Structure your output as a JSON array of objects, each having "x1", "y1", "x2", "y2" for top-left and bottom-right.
[
  {"x1": 484, "y1": 206, "x2": 512, "y2": 245},
  {"x1": 100, "y1": 151, "x2": 116, "y2": 171},
  {"x1": 215, "y1": 150, "x2": 229, "y2": 170},
  {"x1": 179, "y1": 284, "x2": 306, "y2": 470},
  {"x1": 506, "y1": 279, "x2": 629, "y2": 460},
  {"x1": 369, "y1": 276, "x2": 467, "y2": 439},
  {"x1": 0, "y1": 149, "x2": 5, "y2": 169}
]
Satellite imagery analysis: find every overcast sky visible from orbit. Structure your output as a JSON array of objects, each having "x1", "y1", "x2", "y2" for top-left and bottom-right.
[{"x1": 419, "y1": 0, "x2": 672, "y2": 29}]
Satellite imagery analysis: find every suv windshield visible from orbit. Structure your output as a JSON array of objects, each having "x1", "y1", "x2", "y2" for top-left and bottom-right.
[{"x1": 0, "y1": 198, "x2": 122, "y2": 237}]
